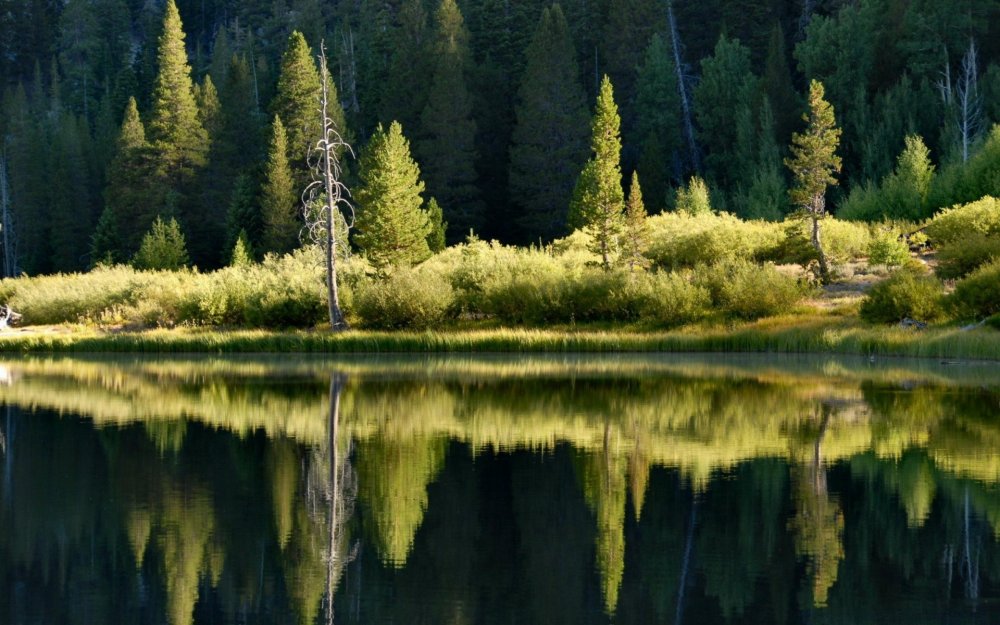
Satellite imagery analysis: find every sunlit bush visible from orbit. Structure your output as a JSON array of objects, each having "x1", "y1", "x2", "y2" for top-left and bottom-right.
[
  {"x1": 645, "y1": 212, "x2": 784, "y2": 269},
  {"x1": 354, "y1": 265, "x2": 455, "y2": 329},
  {"x1": 694, "y1": 259, "x2": 812, "y2": 320},
  {"x1": 948, "y1": 259, "x2": 1000, "y2": 321},
  {"x1": 859, "y1": 268, "x2": 945, "y2": 324},
  {"x1": 774, "y1": 218, "x2": 872, "y2": 266},
  {"x1": 924, "y1": 196, "x2": 1000, "y2": 244},
  {"x1": 639, "y1": 271, "x2": 712, "y2": 327},
  {"x1": 935, "y1": 233, "x2": 1000, "y2": 280}
]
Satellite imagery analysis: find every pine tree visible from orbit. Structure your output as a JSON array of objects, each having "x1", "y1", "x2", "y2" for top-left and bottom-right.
[
  {"x1": 195, "y1": 74, "x2": 221, "y2": 138},
  {"x1": 260, "y1": 116, "x2": 299, "y2": 254},
  {"x1": 354, "y1": 121, "x2": 431, "y2": 268},
  {"x1": 133, "y1": 216, "x2": 190, "y2": 270},
  {"x1": 510, "y1": 4, "x2": 589, "y2": 241},
  {"x1": 763, "y1": 23, "x2": 799, "y2": 148},
  {"x1": 381, "y1": 0, "x2": 432, "y2": 130},
  {"x1": 418, "y1": 0, "x2": 482, "y2": 240},
  {"x1": 272, "y1": 31, "x2": 347, "y2": 183},
  {"x1": 229, "y1": 231, "x2": 254, "y2": 267},
  {"x1": 570, "y1": 76, "x2": 625, "y2": 270},
  {"x1": 90, "y1": 205, "x2": 121, "y2": 266},
  {"x1": 676, "y1": 176, "x2": 712, "y2": 215},
  {"x1": 786, "y1": 80, "x2": 842, "y2": 284},
  {"x1": 425, "y1": 197, "x2": 447, "y2": 253},
  {"x1": 634, "y1": 33, "x2": 683, "y2": 210},
  {"x1": 104, "y1": 97, "x2": 160, "y2": 257},
  {"x1": 623, "y1": 172, "x2": 650, "y2": 271},
  {"x1": 148, "y1": 0, "x2": 209, "y2": 181},
  {"x1": 226, "y1": 174, "x2": 262, "y2": 253}
]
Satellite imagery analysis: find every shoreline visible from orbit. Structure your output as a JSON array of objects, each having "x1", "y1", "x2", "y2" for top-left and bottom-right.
[{"x1": 0, "y1": 320, "x2": 997, "y2": 361}]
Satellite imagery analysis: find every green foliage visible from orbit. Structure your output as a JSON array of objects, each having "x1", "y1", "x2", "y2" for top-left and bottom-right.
[
  {"x1": 90, "y1": 206, "x2": 121, "y2": 267},
  {"x1": 148, "y1": 0, "x2": 208, "y2": 178},
  {"x1": 841, "y1": 136, "x2": 936, "y2": 221},
  {"x1": 645, "y1": 212, "x2": 784, "y2": 270},
  {"x1": 675, "y1": 176, "x2": 712, "y2": 216},
  {"x1": 867, "y1": 228, "x2": 910, "y2": 268},
  {"x1": 928, "y1": 126, "x2": 1000, "y2": 209},
  {"x1": 935, "y1": 234, "x2": 1000, "y2": 280},
  {"x1": 354, "y1": 265, "x2": 455, "y2": 330},
  {"x1": 425, "y1": 198, "x2": 447, "y2": 253},
  {"x1": 924, "y1": 196, "x2": 1000, "y2": 244},
  {"x1": 860, "y1": 269, "x2": 946, "y2": 324},
  {"x1": 777, "y1": 219, "x2": 872, "y2": 266},
  {"x1": 948, "y1": 259, "x2": 1000, "y2": 320},
  {"x1": 509, "y1": 4, "x2": 588, "y2": 240},
  {"x1": 354, "y1": 122, "x2": 432, "y2": 268},
  {"x1": 417, "y1": 0, "x2": 481, "y2": 238},
  {"x1": 633, "y1": 34, "x2": 682, "y2": 210},
  {"x1": 623, "y1": 172, "x2": 650, "y2": 271},
  {"x1": 570, "y1": 76, "x2": 625, "y2": 268},
  {"x1": 639, "y1": 272, "x2": 711, "y2": 327},
  {"x1": 787, "y1": 80, "x2": 842, "y2": 214},
  {"x1": 695, "y1": 259, "x2": 811, "y2": 320},
  {"x1": 260, "y1": 116, "x2": 299, "y2": 254},
  {"x1": 133, "y1": 217, "x2": 190, "y2": 271},
  {"x1": 272, "y1": 31, "x2": 327, "y2": 171},
  {"x1": 230, "y1": 233, "x2": 254, "y2": 268}
]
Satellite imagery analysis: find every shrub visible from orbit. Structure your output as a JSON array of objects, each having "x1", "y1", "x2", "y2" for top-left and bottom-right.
[
  {"x1": 354, "y1": 265, "x2": 454, "y2": 329},
  {"x1": 675, "y1": 176, "x2": 712, "y2": 215},
  {"x1": 948, "y1": 259, "x2": 1000, "y2": 320},
  {"x1": 859, "y1": 269, "x2": 945, "y2": 323},
  {"x1": 867, "y1": 228, "x2": 911, "y2": 268},
  {"x1": 935, "y1": 233, "x2": 1000, "y2": 279},
  {"x1": 695, "y1": 259, "x2": 811, "y2": 319},
  {"x1": 639, "y1": 272, "x2": 711, "y2": 327},
  {"x1": 775, "y1": 218, "x2": 871, "y2": 266},
  {"x1": 645, "y1": 212, "x2": 784, "y2": 269},
  {"x1": 924, "y1": 196, "x2": 1000, "y2": 244}
]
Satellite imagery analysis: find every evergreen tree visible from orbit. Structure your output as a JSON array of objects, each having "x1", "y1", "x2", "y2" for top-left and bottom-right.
[
  {"x1": 195, "y1": 74, "x2": 221, "y2": 138},
  {"x1": 260, "y1": 116, "x2": 299, "y2": 254},
  {"x1": 133, "y1": 216, "x2": 190, "y2": 270},
  {"x1": 694, "y1": 35, "x2": 758, "y2": 195},
  {"x1": 90, "y1": 205, "x2": 121, "y2": 266},
  {"x1": 623, "y1": 172, "x2": 650, "y2": 271},
  {"x1": 272, "y1": 30, "x2": 347, "y2": 182},
  {"x1": 104, "y1": 97, "x2": 160, "y2": 257},
  {"x1": 381, "y1": 0, "x2": 432, "y2": 131},
  {"x1": 570, "y1": 76, "x2": 625, "y2": 269},
  {"x1": 786, "y1": 80, "x2": 842, "y2": 284},
  {"x1": 634, "y1": 33, "x2": 684, "y2": 211},
  {"x1": 48, "y1": 110, "x2": 91, "y2": 272},
  {"x1": 418, "y1": 0, "x2": 481, "y2": 240},
  {"x1": 510, "y1": 4, "x2": 589, "y2": 241},
  {"x1": 229, "y1": 231, "x2": 254, "y2": 267},
  {"x1": 763, "y1": 23, "x2": 800, "y2": 148},
  {"x1": 354, "y1": 121, "x2": 431, "y2": 268},
  {"x1": 148, "y1": 0, "x2": 209, "y2": 181},
  {"x1": 425, "y1": 197, "x2": 447, "y2": 253},
  {"x1": 676, "y1": 176, "x2": 712, "y2": 215},
  {"x1": 226, "y1": 174, "x2": 262, "y2": 253}
]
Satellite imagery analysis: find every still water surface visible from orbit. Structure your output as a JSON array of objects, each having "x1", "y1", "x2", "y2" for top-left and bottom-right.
[{"x1": 2, "y1": 354, "x2": 1000, "y2": 624}]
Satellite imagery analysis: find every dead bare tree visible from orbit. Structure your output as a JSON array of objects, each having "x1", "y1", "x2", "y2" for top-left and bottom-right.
[
  {"x1": 303, "y1": 41, "x2": 354, "y2": 331},
  {"x1": 938, "y1": 40, "x2": 983, "y2": 163},
  {"x1": 666, "y1": 0, "x2": 700, "y2": 173}
]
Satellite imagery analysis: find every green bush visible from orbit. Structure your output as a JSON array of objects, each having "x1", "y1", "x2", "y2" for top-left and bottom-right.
[
  {"x1": 859, "y1": 269, "x2": 945, "y2": 323},
  {"x1": 935, "y1": 234, "x2": 1000, "y2": 279},
  {"x1": 775, "y1": 218, "x2": 872, "y2": 266},
  {"x1": 924, "y1": 196, "x2": 1000, "y2": 244},
  {"x1": 695, "y1": 260, "x2": 811, "y2": 320},
  {"x1": 867, "y1": 228, "x2": 911, "y2": 267},
  {"x1": 948, "y1": 259, "x2": 1000, "y2": 320},
  {"x1": 645, "y1": 212, "x2": 784, "y2": 269},
  {"x1": 354, "y1": 265, "x2": 454, "y2": 329},
  {"x1": 640, "y1": 272, "x2": 711, "y2": 326}
]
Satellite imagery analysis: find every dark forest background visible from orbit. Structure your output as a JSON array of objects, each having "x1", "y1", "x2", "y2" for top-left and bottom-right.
[{"x1": 1, "y1": 0, "x2": 1000, "y2": 274}]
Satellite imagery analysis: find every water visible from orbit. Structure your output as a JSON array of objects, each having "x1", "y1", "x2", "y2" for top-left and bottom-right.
[{"x1": 1, "y1": 353, "x2": 1000, "y2": 625}]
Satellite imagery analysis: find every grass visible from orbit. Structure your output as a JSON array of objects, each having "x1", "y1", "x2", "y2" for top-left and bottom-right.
[{"x1": 0, "y1": 316, "x2": 997, "y2": 361}]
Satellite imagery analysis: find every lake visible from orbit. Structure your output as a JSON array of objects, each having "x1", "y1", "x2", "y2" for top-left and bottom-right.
[{"x1": 1, "y1": 353, "x2": 1000, "y2": 624}]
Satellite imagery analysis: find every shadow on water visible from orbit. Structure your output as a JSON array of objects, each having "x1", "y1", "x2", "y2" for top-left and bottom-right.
[{"x1": 1, "y1": 353, "x2": 999, "y2": 624}]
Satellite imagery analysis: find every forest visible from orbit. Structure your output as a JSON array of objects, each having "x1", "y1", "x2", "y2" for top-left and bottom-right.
[{"x1": 1, "y1": 0, "x2": 1000, "y2": 334}]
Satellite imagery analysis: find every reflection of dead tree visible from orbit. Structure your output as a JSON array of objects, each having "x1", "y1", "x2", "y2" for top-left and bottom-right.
[
  {"x1": 961, "y1": 487, "x2": 980, "y2": 604},
  {"x1": 305, "y1": 374, "x2": 358, "y2": 625},
  {"x1": 674, "y1": 490, "x2": 697, "y2": 625}
]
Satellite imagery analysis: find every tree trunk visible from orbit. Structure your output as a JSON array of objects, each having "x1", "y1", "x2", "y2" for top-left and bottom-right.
[
  {"x1": 811, "y1": 209, "x2": 830, "y2": 284},
  {"x1": 319, "y1": 45, "x2": 349, "y2": 331},
  {"x1": 666, "y1": 1, "x2": 700, "y2": 173}
]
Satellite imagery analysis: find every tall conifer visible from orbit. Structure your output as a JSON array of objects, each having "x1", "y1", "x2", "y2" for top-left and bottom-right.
[
  {"x1": 509, "y1": 4, "x2": 588, "y2": 241},
  {"x1": 148, "y1": 0, "x2": 208, "y2": 180},
  {"x1": 261, "y1": 116, "x2": 298, "y2": 254},
  {"x1": 418, "y1": 0, "x2": 481, "y2": 240},
  {"x1": 570, "y1": 76, "x2": 625, "y2": 269},
  {"x1": 354, "y1": 122, "x2": 431, "y2": 268}
]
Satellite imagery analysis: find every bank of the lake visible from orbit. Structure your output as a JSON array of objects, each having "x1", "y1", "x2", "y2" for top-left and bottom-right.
[{"x1": 0, "y1": 316, "x2": 997, "y2": 361}]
